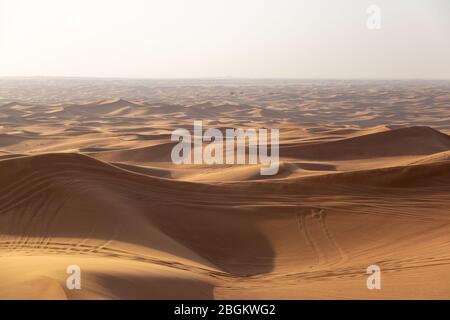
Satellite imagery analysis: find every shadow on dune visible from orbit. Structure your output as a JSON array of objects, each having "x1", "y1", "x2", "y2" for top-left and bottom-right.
[
  {"x1": 77, "y1": 274, "x2": 215, "y2": 300},
  {"x1": 0, "y1": 153, "x2": 276, "y2": 277}
]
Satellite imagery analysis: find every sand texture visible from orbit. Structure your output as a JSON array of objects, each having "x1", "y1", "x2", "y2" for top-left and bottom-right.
[{"x1": 0, "y1": 79, "x2": 449, "y2": 299}]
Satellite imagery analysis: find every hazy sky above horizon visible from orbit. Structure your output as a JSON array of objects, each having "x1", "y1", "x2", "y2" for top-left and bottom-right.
[{"x1": 0, "y1": 0, "x2": 449, "y2": 79}]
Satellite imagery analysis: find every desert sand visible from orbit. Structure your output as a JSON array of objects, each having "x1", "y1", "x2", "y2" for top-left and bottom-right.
[{"x1": 0, "y1": 78, "x2": 449, "y2": 299}]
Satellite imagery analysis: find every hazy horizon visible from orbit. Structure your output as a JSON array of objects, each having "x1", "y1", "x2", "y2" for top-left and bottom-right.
[{"x1": 1, "y1": 0, "x2": 449, "y2": 79}]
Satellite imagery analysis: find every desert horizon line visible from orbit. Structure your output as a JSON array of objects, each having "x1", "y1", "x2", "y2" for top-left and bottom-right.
[{"x1": 1, "y1": 75, "x2": 450, "y2": 82}]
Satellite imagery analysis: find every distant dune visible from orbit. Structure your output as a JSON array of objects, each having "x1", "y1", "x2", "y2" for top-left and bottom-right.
[{"x1": 282, "y1": 126, "x2": 450, "y2": 160}]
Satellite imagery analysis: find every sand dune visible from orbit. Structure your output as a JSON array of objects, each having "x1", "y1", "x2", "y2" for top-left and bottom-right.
[
  {"x1": 299, "y1": 160, "x2": 450, "y2": 188},
  {"x1": 1, "y1": 151, "x2": 449, "y2": 299},
  {"x1": 77, "y1": 99, "x2": 144, "y2": 116},
  {"x1": 407, "y1": 150, "x2": 450, "y2": 165},
  {"x1": 282, "y1": 126, "x2": 450, "y2": 160},
  {"x1": 0, "y1": 133, "x2": 31, "y2": 147},
  {"x1": 0, "y1": 79, "x2": 449, "y2": 299},
  {"x1": 111, "y1": 162, "x2": 173, "y2": 178},
  {"x1": 91, "y1": 142, "x2": 177, "y2": 163}
]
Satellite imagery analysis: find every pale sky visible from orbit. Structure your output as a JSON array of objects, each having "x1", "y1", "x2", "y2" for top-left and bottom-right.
[{"x1": 0, "y1": 0, "x2": 449, "y2": 79}]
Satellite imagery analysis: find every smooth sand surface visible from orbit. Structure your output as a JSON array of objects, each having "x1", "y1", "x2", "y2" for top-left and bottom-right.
[{"x1": 0, "y1": 79, "x2": 449, "y2": 299}]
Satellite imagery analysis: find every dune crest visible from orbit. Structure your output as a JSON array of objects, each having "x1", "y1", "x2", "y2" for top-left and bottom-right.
[{"x1": 282, "y1": 126, "x2": 450, "y2": 160}]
